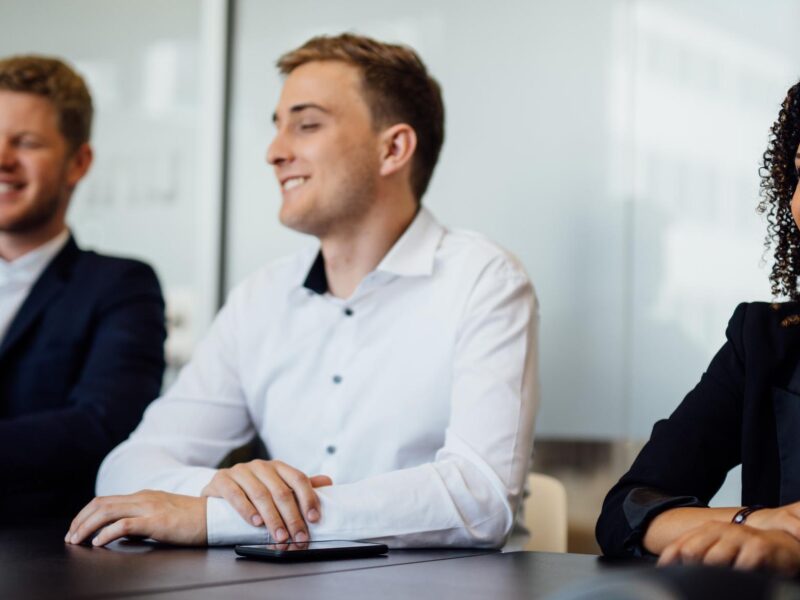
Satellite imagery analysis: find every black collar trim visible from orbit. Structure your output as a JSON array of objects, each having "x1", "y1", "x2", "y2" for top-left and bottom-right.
[{"x1": 302, "y1": 251, "x2": 328, "y2": 294}]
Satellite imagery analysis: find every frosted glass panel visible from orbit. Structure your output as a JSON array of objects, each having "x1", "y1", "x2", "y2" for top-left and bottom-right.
[
  {"x1": 628, "y1": 0, "x2": 800, "y2": 437},
  {"x1": 227, "y1": 0, "x2": 629, "y2": 438},
  {"x1": 1, "y1": 0, "x2": 216, "y2": 367}
]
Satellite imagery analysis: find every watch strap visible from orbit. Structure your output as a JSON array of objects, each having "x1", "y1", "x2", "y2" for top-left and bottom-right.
[{"x1": 731, "y1": 505, "x2": 766, "y2": 525}]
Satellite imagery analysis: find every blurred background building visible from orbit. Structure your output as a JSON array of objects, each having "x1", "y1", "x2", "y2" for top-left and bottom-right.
[{"x1": 5, "y1": 0, "x2": 799, "y2": 551}]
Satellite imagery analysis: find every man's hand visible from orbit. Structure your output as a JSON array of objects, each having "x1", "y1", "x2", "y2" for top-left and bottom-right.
[
  {"x1": 658, "y1": 522, "x2": 800, "y2": 575},
  {"x1": 201, "y1": 459, "x2": 332, "y2": 543},
  {"x1": 65, "y1": 490, "x2": 207, "y2": 547}
]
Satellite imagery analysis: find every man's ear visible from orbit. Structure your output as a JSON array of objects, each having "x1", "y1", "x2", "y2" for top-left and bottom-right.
[
  {"x1": 379, "y1": 124, "x2": 417, "y2": 177},
  {"x1": 66, "y1": 143, "x2": 93, "y2": 188}
]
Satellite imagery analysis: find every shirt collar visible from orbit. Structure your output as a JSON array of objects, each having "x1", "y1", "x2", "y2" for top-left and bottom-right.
[
  {"x1": 299, "y1": 207, "x2": 445, "y2": 295},
  {"x1": 375, "y1": 207, "x2": 444, "y2": 277},
  {"x1": 0, "y1": 229, "x2": 70, "y2": 286}
]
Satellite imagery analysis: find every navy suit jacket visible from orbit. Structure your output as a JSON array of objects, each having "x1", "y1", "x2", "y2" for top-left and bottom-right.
[
  {"x1": 596, "y1": 302, "x2": 800, "y2": 557},
  {"x1": 0, "y1": 236, "x2": 166, "y2": 519}
]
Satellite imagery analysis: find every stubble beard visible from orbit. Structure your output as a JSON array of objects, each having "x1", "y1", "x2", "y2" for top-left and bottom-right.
[
  {"x1": 282, "y1": 159, "x2": 378, "y2": 239},
  {"x1": 0, "y1": 178, "x2": 67, "y2": 235}
]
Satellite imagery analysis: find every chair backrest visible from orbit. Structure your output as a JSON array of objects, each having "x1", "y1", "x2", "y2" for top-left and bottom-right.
[{"x1": 523, "y1": 472, "x2": 568, "y2": 552}]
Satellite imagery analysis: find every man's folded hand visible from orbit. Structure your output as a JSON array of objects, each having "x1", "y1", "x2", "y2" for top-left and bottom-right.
[{"x1": 201, "y1": 459, "x2": 332, "y2": 543}]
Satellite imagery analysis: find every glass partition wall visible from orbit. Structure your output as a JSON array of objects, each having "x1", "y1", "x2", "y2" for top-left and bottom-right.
[{"x1": 0, "y1": 0, "x2": 226, "y2": 374}]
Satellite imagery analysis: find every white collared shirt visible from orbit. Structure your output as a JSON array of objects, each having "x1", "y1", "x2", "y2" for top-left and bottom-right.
[
  {"x1": 98, "y1": 208, "x2": 539, "y2": 547},
  {"x1": 0, "y1": 229, "x2": 69, "y2": 344}
]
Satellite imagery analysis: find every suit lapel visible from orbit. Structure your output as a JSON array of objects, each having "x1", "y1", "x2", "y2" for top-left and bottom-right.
[{"x1": 0, "y1": 237, "x2": 80, "y2": 362}]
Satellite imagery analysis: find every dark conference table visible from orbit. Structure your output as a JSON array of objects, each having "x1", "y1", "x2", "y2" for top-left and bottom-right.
[{"x1": 3, "y1": 521, "x2": 798, "y2": 600}]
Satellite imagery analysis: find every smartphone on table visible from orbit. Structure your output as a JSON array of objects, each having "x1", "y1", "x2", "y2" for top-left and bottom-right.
[{"x1": 235, "y1": 540, "x2": 388, "y2": 562}]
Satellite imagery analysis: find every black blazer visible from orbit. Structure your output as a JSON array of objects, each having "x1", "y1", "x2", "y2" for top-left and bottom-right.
[
  {"x1": 596, "y1": 301, "x2": 800, "y2": 557},
  {"x1": 0, "y1": 237, "x2": 166, "y2": 519}
]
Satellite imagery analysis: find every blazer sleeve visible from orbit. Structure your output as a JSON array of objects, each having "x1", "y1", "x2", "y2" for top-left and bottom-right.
[
  {"x1": 595, "y1": 302, "x2": 748, "y2": 557},
  {"x1": 0, "y1": 261, "x2": 166, "y2": 490}
]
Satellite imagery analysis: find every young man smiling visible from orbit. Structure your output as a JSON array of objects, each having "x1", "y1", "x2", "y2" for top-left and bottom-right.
[
  {"x1": 67, "y1": 34, "x2": 539, "y2": 549},
  {"x1": 0, "y1": 55, "x2": 166, "y2": 520}
]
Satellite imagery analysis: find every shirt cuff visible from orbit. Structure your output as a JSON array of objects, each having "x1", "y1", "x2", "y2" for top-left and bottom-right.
[
  {"x1": 622, "y1": 487, "x2": 706, "y2": 556},
  {"x1": 205, "y1": 496, "x2": 271, "y2": 546}
]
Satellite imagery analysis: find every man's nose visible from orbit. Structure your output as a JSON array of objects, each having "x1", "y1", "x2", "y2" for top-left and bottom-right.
[
  {"x1": 0, "y1": 139, "x2": 17, "y2": 170},
  {"x1": 266, "y1": 129, "x2": 292, "y2": 166}
]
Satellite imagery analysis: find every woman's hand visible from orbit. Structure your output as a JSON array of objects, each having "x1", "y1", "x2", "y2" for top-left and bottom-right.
[
  {"x1": 658, "y1": 522, "x2": 800, "y2": 576},
  {"x1": 743, "y1": 504, "x2": 800, "y2": 540}
]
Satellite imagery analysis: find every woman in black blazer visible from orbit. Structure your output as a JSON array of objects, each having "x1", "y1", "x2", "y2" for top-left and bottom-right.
[{"x1": 596, "y1": 80, "x2": 800, "y2": 574}]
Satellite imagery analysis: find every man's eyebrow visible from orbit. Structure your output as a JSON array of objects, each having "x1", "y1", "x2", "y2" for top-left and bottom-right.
[{"x1": 272, "y1": 103, "x2": 330, "y2": 124}]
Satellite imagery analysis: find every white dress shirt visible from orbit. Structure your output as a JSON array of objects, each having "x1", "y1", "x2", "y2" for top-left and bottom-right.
[
  {"x1": 98, "y1": 208, "x2": 539, "y2": 547},
  {"x1": 0, "y1": 229, "x2": 69, "y2": 344}
]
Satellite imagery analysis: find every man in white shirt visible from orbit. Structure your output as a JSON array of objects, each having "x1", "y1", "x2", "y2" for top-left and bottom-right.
[
  {"x1": 66, "y1": 33, "x2": 538, "y2": 548},
  {"x1": 0, "y1": 55, "x2": 165, "y2": 519}
]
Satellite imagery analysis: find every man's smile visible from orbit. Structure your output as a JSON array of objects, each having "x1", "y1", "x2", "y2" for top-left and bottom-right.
[
  {"x1": 282, "y1": 176, "x2": 309, "y2": 192},
  {"x1": 0, "y1": 180, "x2": 26, "y2": 198}
]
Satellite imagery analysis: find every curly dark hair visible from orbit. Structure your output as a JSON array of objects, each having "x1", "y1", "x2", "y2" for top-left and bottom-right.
[{"x1": 759, "y1": 80, "x2": 800, "y2": 300}]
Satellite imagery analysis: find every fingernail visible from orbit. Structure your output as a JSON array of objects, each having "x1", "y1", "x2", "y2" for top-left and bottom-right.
[
  {"x1": 64, "y1": 533, "x2": 71, "y2": 543},
  {"x1": 71, "y1": 534, "x2": 79, "y2": 544},
  {"x1": 295, "y1": 531, "x2": 308, "y2": 542},
  {"x1": 92, "y1": 538, "x2": 101, "y2": 547},
  {"x1": 251, "y1": 515, "x2": 263, "y2": 526},
  {"x1": 275, "y1": 528, "x2": 287, "y2": 541},
  {"x1": 308, "y1": 508, "x2": 320, "y2": 522}
]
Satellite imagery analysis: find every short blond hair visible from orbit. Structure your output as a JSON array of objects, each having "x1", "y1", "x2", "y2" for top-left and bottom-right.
[
  {"x1": 0, "y1": 55, "x2": 93, "y2": 150},
  {"x1": 278, "y1": 33, "x2": 445, "y2": 202}
]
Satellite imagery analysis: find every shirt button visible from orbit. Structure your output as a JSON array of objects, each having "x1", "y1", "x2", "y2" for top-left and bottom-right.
[
  {"x1": 326, "y1": 445, "x2": 336, "y2": 454},
  {"x1": 343, "y1": 307, "x2": 353, "y2": 317},
  {"x1": 332, "y1": 375, "x2": 342, "y2": 384}
]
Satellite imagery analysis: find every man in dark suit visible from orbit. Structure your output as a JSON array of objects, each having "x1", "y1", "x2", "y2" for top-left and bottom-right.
[{"x1": 0, "y1": 55, "x2": 166, "y2": 519}]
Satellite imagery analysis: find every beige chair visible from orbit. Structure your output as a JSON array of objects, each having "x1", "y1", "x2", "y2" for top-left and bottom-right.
[{"x1": 523, "y1": 472, "x2": 568, "y2": 552}]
